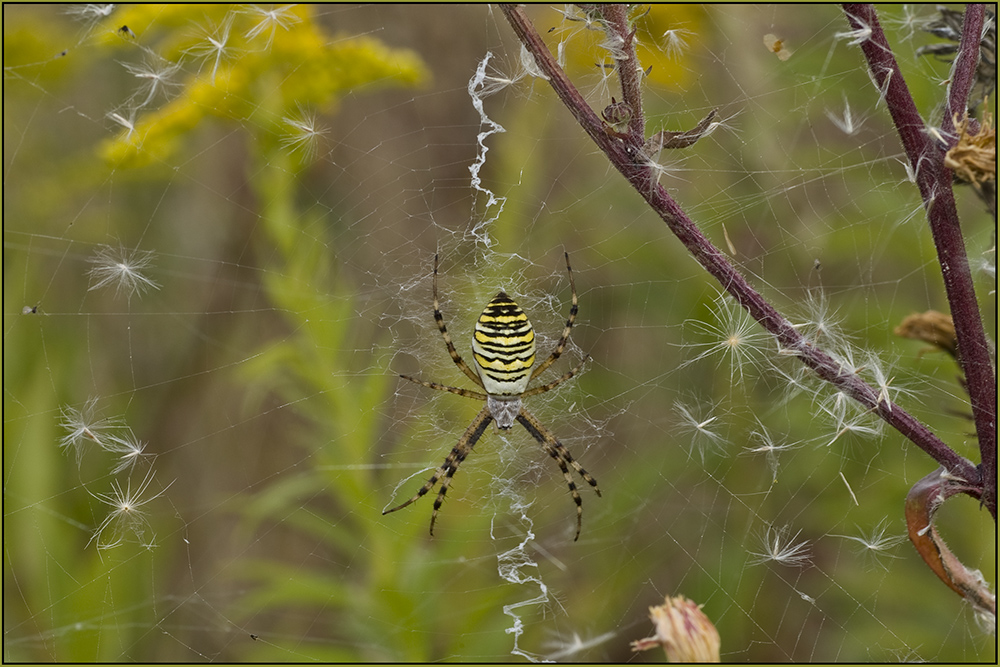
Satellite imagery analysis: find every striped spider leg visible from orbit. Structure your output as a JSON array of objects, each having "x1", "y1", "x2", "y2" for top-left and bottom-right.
[{"x1": 385, "y1": 253, "x2": 601, "y2": 540}]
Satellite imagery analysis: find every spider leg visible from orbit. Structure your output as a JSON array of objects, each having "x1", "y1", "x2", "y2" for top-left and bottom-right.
[
  {"x1": 399, "y1": 374, "x2": 487, "y2": 401},
  {"x1": 516, "y1": 406, "x2": 601, "y2": 541},
  {"x1": 432, "y1": 254, "x2": 486, "y2": 389},
  {"x1": 521, "y1": 354, "x2": 589, "y2": 398},
  {"x1": 529, "y1": 251, "x2": 578, "y2": 381},
  {"x1": 383, "y1": 406, "x2": 493, "y2": 536}
]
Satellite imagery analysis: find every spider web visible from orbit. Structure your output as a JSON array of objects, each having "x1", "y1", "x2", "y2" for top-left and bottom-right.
[{"x1": 4, "y1": 4, "x2": 995, "y2": 662}]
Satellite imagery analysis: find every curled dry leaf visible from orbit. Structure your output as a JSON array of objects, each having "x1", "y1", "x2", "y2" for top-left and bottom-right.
[
  {"x1": 905, "y1": 468, "x2": 996, "y2": 620},
  {"x1": 645, "y1": 109, "x2": 718, "y2": 154}
]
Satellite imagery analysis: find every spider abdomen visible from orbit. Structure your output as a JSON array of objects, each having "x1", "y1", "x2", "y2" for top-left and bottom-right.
[{"x1": 472, "y1": 291, "x2": 536, "y2": 396}]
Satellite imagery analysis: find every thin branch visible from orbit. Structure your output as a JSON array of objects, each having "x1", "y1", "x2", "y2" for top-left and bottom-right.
[
  {"x1": 598, "y1": 5, "x2": 645, "y2": 142},
  {"x1": 842, "y1": 4, "x2": 995, "y2": 517},
  {"x1": 500, "y1": 5, "x2": 983, "y2": 497},
  {"x1": 947, "y1": 4, "x2": 986, "y2": 126}
]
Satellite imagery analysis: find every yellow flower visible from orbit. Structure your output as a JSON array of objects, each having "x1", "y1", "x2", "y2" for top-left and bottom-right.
[{"x1": 97, "y1": 5, "x2": 428, "y2": 168}]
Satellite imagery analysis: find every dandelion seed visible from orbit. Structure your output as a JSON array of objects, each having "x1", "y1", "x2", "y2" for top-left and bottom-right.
[
  {"x1": 835, "y1": 16, "x2": 873, "y2": 46},
  {"x1": 544, "y1": 630, "x2": 618, "y2": 661},
  {"x1": 749, "y1": 524, "x2": 811, "y2": 567},
  {"x1": 675, "y1": 401, "x2": 726, "y2": 462},
  {"x1": 103, "y1": 431, "x2": 155, "y2": 474},
  {"x1": 884, "y1": 5, "x2": 928, "y2": 42},
  {"x1": 599, "y1": 32, "x2": 628, "y2": 61},
  {"x1": 888, "y1": 647, "x2": 927, "y2": 663},
  {"x1": 107, "y1": 109, "x2": 138, "y2": 142},
  {"x1": 185, "y1": 14, "x2": 236, "y2": 82},
  {"x1": 519, "y1": 43, "x2": 548, "y2": 80},
  {"x1": 770, "y1": 362, "x2": 812, "y2": 404},
  {"x1": 745, "y1": 423, "x2": 800, "y2": 478},
  {"x1": 896, "y1": 157, "x2": 918, "y2": 183},
  {"x1": 87, "y1": 244, "x2": 160, "y2": 300},
  {"x1": 829, "y1": 341, "x2": 865, "y2": 377},
  {"x1": 791, "y1": 289, "x2": 851, "y2": 351},
  {"x1": 555, "y1": 5, "x2": 603, "y2": 32},
  {"x1": 825, "y1": 94, "x2": 865, "y2": 135},
  {"x1": 832, "y1": 518, "x2": 907, "y2": 569},
  {"x1": 120, "y1": 56, "x2": 182, "y2": 108},
  {"x1": 684, "y1": 292, "x2": 770, "y2": 383},
  {"x1": 821, "y1": 404, "x2": 883, "y2": 448},
  {"x1": 873, "y1": 67, "x2": 893, "y2": 105},
  {"x1": 661, "y1": 28, "x2": 693, "y2": 60},
  {"x1": 66, "y1": 4, "x2": 115, "y2": 21},
  {"x1": 281, "y1": 108, "x2": 328, "y2": 161},
  {"x1": 87, "y1": 469, "x2": 172, "y2": 550},
  {"x1": 862, "y1": 350, "x2": 917, "y2": 412},
  {"x1": 59, "y1": 398, "x2": 123, "y2": 466},
  {"x1": 922, "y1": 124, "x2": 954, "y2": 147},
  {"x1": 977, "y1": 245, "x2": 996, "y2": 287},
  {"x1": 65, "y1": 3, "x2": 116, "y2": 35},
  {"x1": 243, "y1": 5, "x2": 301, "y2": 47},
  {"x1": 474, "y1": 58, "x2": 528, "y2": 98},
  {"x1": 974, "y1": 601, "x2": 996, "y2": 636},
  {"x1": 639, "y1": 153, "x2": 680, "y2": 193}
]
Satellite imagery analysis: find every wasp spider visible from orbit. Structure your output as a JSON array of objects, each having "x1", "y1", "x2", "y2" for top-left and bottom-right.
[{"x1": 385, "y1": 253, "x2": 601, "y2": 541}]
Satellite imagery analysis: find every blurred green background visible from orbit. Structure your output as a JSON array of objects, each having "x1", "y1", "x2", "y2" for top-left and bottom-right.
[{"x1": 4, "y1": 4, "x2": 995, "y2": 662}]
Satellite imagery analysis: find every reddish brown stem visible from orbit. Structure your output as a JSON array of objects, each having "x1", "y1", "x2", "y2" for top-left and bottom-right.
[{"x1": 597, "y1": 5, "x2": 645, "y2": 142}]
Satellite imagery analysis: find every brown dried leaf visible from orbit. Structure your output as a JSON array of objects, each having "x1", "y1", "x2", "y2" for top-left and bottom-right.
[
  {"x1": 905, "y1": 468, "x2": 996, "y2": 619},
  {"x1": 645, "y1": 109, "x2": 718, "y2": 154},
  {"x1": 894, "y1": 310, "x2": 958, "y2": 359}
]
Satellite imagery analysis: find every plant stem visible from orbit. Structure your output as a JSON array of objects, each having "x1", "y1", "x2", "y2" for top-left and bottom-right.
[
  {"x1": 842, "y1": 3, "x2": 995, "y2": 517},
  {"x1": 500, "y1": 4, "x2": 986, "y2": 508},
  {"x1": 598, "y1": 5, "x2": 645, "y2": 142},
  {"x1": 947, "y1": 4, "x2": 986, "y2": 123}
]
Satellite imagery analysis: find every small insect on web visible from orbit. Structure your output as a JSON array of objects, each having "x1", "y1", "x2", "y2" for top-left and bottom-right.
[{"x1": 385, "y1": 252, "x2": 601, "y2": 541}]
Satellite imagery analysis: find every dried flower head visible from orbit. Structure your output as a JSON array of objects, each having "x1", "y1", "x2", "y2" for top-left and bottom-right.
[
  {"x1": 631, "y1": 594, "x2": 721, "y2": 662},
  {"x1": 944, "y1": 110, "x2": 995, "y2": 194},
  {"x1": 894, "y1": 310, "x2": 958, "y2": 359},
  {"x1": 601, "y1": 97, "x2": 632, "y2": 135}
]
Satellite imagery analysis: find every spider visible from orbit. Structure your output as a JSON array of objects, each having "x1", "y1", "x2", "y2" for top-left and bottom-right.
[{"x1": 384, "y1": 252, "x2": 601, "y2": 541}]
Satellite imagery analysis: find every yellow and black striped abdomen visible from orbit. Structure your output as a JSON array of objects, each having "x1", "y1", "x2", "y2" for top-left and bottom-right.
[{"x1": 472, "y1": 291, "x2": 536, "y2": 396}]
